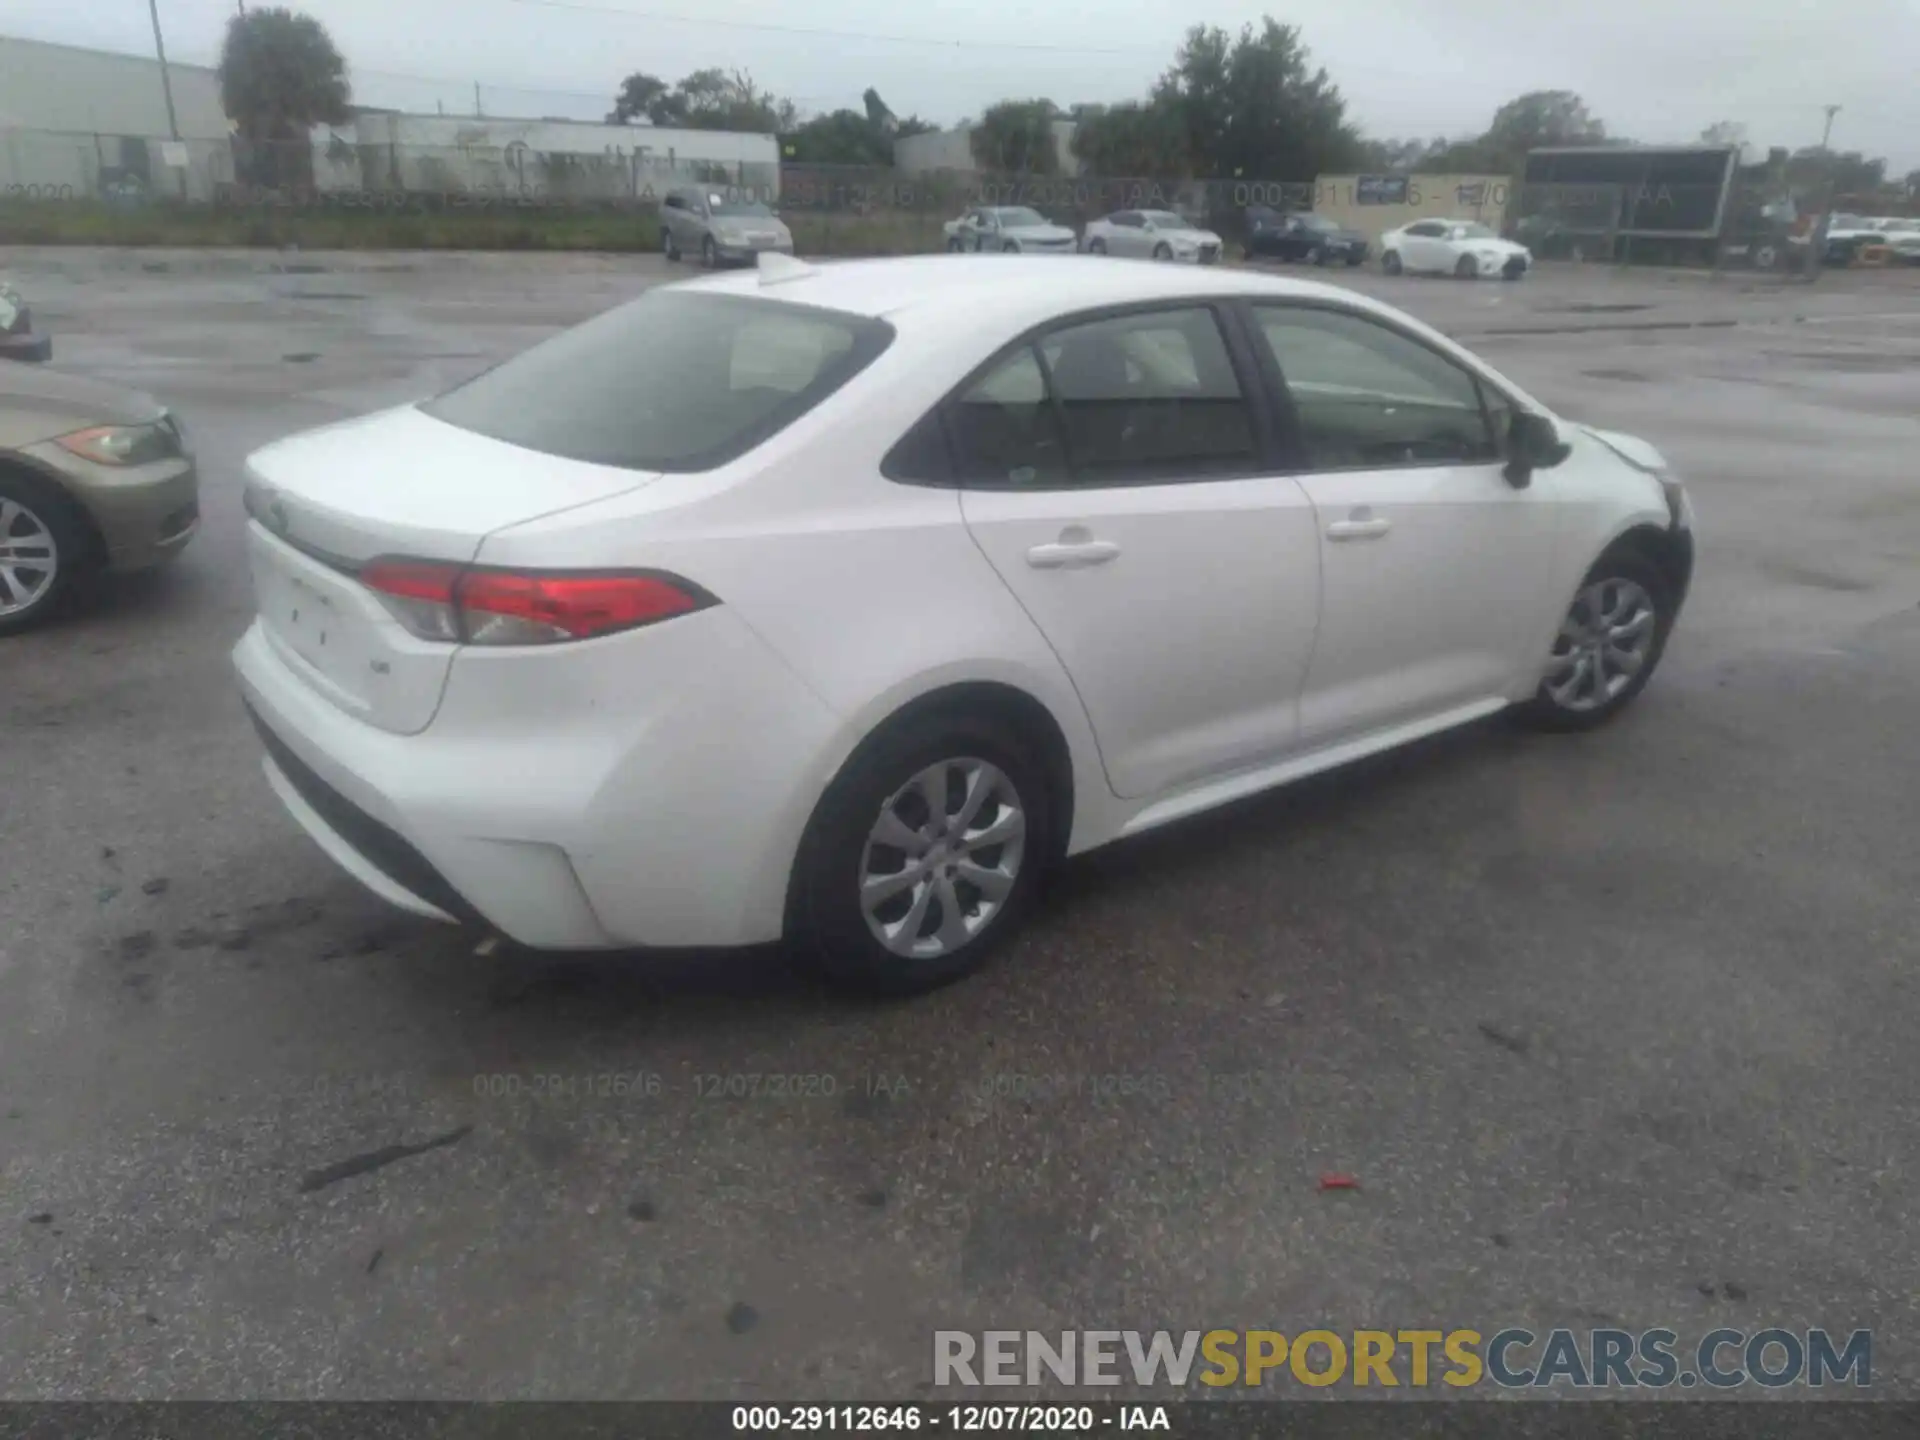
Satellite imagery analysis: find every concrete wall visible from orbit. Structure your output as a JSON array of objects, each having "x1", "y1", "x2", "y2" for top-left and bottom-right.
[
  {"x1": 0, "y1": 35, "x2": 227, "y2": 139},
  {"x1": 1312, "y1": 173, "x2": 1513, "y2": 241},
  {"x1": 317, "y1": 113, "x2": 780, "y2": 198},
  {"x1": 895, "y1": 120, "x2": 1082, "y2": 176}
]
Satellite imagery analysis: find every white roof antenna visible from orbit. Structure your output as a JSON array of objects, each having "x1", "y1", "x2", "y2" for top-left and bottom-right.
[{"x1": 758, "y1": 251, "x2": 817, "y2": 286}]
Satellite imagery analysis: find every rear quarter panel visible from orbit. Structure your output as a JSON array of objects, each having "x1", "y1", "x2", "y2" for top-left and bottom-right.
[{"x1": 475, "y1": 317, "x2": 1126, "y2": 858}]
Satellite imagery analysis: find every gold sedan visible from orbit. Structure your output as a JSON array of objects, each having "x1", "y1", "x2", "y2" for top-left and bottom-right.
[{"x1": 0, "y1": 354, "x2": 199, "y2": 635}]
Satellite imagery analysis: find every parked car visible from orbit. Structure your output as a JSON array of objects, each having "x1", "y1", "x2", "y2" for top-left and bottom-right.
[
  {"x1": 1873, "y1": 217, "x2": 1920, "y2": 264},
  {"x1": 660, "y1": 188, "x2": 794, "y2": 268},
  {"x1": 1820, "y1": 213, "x2": 1886, "y2": 265},
  {"x1": 943, "y1": 206, "x2": 1077, "y2": 254},
  {"x1": 233, "y1": 252, "x2": 1693, "y2": 995},
  {"x1": 1244, "y1": 209, "x2": 1370, "y2": 266},
  {"x1": 0, "y1": 363, "x2": 198, "y2": 635},
  {"x1": 1082, "y1": 209, "x2": 1223, "y2": 263},
  {"x1": 1380, "y1": 219, "x2": 1532, "y2": 279},
  {"x1": 0, "y1": 282, "x2": 52, "y2": 364}
]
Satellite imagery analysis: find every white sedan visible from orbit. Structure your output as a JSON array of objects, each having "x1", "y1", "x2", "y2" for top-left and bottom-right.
[
  {"x1": 943, "y1": 206, "x2": 1078, "y2": 255},
  {"x1": 1381, "y1": 219, "x2": 1533, "y2": 279},
  {"x1": 1082, "y1": 209, "x2": 1224, "y2": 264},
  {"x1": 234, "y1": 252, "x2": 1693, "y2": 994}
]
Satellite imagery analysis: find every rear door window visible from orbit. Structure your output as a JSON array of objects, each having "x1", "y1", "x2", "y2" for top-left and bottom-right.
[
  {"x1": 423, "y1": 290, "x2": 892, "y2": 472},
  {"x1": 1036, "y1": 307, "x2": 1256, "y2": 480}
]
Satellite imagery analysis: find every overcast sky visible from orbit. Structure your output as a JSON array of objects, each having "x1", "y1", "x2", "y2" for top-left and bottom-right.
[{"x1": 10, "y1": 0, "x2": 1918, "y2": 170}]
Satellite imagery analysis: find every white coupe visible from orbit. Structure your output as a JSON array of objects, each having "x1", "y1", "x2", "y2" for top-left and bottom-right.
[
  {"x1": 1381, "y1": 219, "x2": 1533, "y2": 279},
  {"x1": 235, "y1": 253, "x2": 1692, "y2": 995}
]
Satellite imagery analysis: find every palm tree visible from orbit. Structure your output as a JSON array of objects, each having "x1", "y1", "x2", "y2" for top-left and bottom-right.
[{"x1": 218, "y1": 7, "x2": 351, "y2": 191}]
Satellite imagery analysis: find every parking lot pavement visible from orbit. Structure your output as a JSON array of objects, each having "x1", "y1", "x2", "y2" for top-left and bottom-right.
[{"x1": 3, "y1": 253, "x2": 1919, "y2": 1399}]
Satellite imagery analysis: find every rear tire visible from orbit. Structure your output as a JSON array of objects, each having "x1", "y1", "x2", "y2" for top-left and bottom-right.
[
  {"x1": 662, "y1": 226, "x2": 679, "y2": 262},
  {"x1": 947, "y1": 237, "x2": 965, "y2": 252},
  {"x1": 0, "y1": 468, "x2": 84, "y2": 637},
  {"x1": 1382, "y1": 250, "x2": 1403, "y2": 275},
  {"x1": 1153, "y1": 242, "x2": 1172, "y2": 261},
  {"x1": 1088, "y1": 238, "x2": 1107, "y2": 255},
  {"x1": 1455, "y1": 254, "x2": 1478, "y2": 278},
  {"x1": 1308, "y1": 245, "x2": 1327, "y2": 266},
  {"x1": 1513, "y1": 552, "x2": 1674, "y2": 733},
  {"x1": 701, "y1": 236, "x2": 717, "y2": 269},
  {"x1": 789, "y1": 713, "x2": 1054, "y2": 997}
]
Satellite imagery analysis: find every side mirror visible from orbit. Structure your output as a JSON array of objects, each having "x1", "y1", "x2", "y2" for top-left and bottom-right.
[{"x1": 1504, "y1": 411, "x2": 1570, "y2": 488}]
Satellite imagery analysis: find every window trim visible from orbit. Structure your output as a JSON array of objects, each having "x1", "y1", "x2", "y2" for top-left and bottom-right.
[
  {"x1": 882, "y1": 298, "x2": 1286, "y2": 492},
  {"x1": 1233, "y1": 297, "x2": 1519, "y2": 475}
]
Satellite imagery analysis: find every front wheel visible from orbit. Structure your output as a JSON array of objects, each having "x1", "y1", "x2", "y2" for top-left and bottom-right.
[
  {"x1": 1087, "y1": 238, "x2": 1107, "y2": 255},
  {"x1": 1514, "y1": 554, "x2": 1673, "y2": 732},
  {"x1": 0, "y1": 473, "x2": 80, "y2": 637},
  {"x1": 1152, "y1": 242, "x2": 1172, "y2": 261},
  {"x1": 1382, "y1": 250, "x2": 1403, "y2": 275},
  {"x1": 789, "y1": 714, "x2": 1053, "y2": 996}
]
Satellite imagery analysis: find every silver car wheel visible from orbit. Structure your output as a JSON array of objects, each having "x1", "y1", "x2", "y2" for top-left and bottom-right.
[
  {"x1": 860, "y1": 757, "x2": 1026, "y2": 961},
  {"x1": 1543, "y1": 578, "x2": 1656, "y2": 712},
  {"x1": 0, "y1": 496, "x2": 59, "y2": 618}
]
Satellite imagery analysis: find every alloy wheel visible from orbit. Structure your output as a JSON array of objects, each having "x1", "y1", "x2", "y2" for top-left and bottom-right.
[
  {"x1": 0, "y1": 496, "x2": 59, "y2": 618},
  {"x1": 1543, "y1": 578, "x2": 1657, "y2": 713},
  {"x1": 859, "y1": 758, "x2": 1027, "y2": 961}
]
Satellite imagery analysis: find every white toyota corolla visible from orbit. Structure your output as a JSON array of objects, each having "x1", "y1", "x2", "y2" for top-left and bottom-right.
[{"x1": 235, "y1": 253, "x2": 1694, "y2": 993}]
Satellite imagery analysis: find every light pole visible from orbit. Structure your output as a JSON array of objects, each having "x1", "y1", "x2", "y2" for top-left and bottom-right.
[
  {"x1": 1818, "y1": 104, "x2": 1841, "y2": 151},
  {"x1": 147, "y1": 0, "x2": 188, "y2": 198}
]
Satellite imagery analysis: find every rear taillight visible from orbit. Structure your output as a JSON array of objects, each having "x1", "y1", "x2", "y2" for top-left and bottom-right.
[{"x1": 360, "y1": 559, "x2": 714, "y2": 646}]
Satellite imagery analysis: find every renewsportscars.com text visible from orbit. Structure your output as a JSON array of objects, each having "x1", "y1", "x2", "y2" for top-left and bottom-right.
[{"x1": 933, "y1": 1328, "x2": 1871, "y2": 1390}]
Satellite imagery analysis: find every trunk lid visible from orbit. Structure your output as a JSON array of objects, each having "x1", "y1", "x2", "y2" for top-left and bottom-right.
[{"x1": 243, "y1": 404, "x2": 661, "y2": 734}]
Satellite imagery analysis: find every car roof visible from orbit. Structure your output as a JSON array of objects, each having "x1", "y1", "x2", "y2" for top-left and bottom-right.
[{"x1": 676, "y1": 254, "x2": 1385, "y2": 325}]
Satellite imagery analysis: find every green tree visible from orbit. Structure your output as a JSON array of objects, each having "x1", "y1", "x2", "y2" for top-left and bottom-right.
[
  {"x1": 1786, "y1": 147, "x2": 1889, "y2": 198},
  {"x1": 1070, "y1": 100, "x2": 1189, "y2": 177},
  {"x1": 970, "y1": 100, "x2": 1061, "y2": 174},
  {"x1": 1356, "y1": 135, "x2": 1451, "y2": 172},
  {"x1": 611, "y1": 68, "x2": 797, "y2": 132},
  {"x1": 608, "y1": 72, "x2": 676, "y2": 125},
  {"x1": 786, "y1": 90, "x2": 935, "y2": 166},
  {"x1": 217, "y1": 6, "x2": 350, "y2": 190},
  {"x1": 1476, "y1": 90, "x2": 1608, "y2": 172},
  {"x1": 1150, "y1": 18, "x2": 1362, "y2": 180}
]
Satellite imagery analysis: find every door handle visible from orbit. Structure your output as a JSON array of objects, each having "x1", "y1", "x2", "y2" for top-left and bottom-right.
[
  {"x1": 1026, "y1": 539, "x2": 1121, "y2": 569},
  {"x1": 1327, "y1": 517, "x2": 1392, "y2": 541}
]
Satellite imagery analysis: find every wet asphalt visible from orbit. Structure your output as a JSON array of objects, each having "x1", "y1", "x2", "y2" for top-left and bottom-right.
[{"x1": 2, "y1": 251, "x2": 1919, "y2": 1399}]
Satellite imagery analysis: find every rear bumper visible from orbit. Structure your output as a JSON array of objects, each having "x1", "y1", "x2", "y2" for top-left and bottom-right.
[
  {"x1": 232, "y1": 604, "x2": 843, "y2": 951},
  {"x1": 0, "y1": 330, "x2": 51, "y2": 364}
]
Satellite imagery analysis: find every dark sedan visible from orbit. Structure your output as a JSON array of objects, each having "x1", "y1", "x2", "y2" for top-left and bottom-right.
[{"x1": 1245, "y1": 209, "x2": 1369, "y2": 266}]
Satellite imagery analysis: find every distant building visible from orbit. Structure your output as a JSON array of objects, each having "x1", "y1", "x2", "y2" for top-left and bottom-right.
[
  {"x1": 0, "y1": 34, "x2": 226, "y2": 137},
  {"x1": 895, "y1": 121, "x2": 1082, "y2": 177},
  {"x1": 0, "y1": 34, "x2": 232, "y2": 198},
  {"x1": 314, "y1": 112, "x2": 781, "y2": 200}
]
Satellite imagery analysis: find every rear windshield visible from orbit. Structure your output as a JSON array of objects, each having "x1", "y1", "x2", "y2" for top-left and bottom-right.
[{"x1": 423, "y1": 289, "x2": 892, "y2": 472}]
